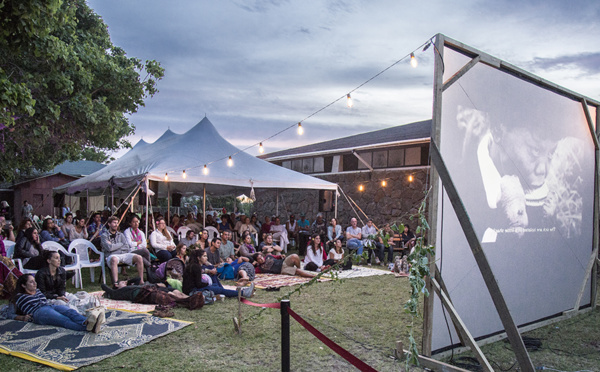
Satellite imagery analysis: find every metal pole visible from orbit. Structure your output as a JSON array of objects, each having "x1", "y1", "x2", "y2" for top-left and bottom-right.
[
  {"x1": 281, "y1": 299, "x2": 290, "y2": 372},
  {"x1": 276, "y1": 189, "x2": 279, "y2": 216},
  {"x1": 86, "y1": 189, "x2": 90, "y2": 216},
  {"x1": 203, "y1": 184, "x2": 206, "y2": 227},
  {"x1": 167, "y1": 181, "x2": 171, "y2": 226},
  {"x1": 334, "y1": 187, "x2": 338, "y2": 219},
  {"x1": 145, "y1": 179, "x2": 149, "y2": 236},
  {"x1": 111, "y1": 187, "x2": 114, "y2": 215}
]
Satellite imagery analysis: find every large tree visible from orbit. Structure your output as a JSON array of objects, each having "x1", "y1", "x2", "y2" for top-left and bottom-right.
[{"x1": 0, "y1": 0, "x2": 164, "y2": 182}]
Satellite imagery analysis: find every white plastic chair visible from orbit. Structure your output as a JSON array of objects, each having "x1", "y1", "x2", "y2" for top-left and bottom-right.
[
  {"x1": 166, "y1": 226, "x2": 177, "y2": 238},
  {"x1": 68, "y1": 239, "x2": 106, "y2": 286},
  {"x1": 177, "y1": 226, "x2": 191, "y2": 241},
  {"x1": 4, "y1": 240, "x2": 15, "y2": 259},
  {"x1": 205, "y1": 226, "x2": 220, "y2": 242},
  {"x1": 42, "y1": 241, "x2": 81, "y2": 288},
  {"x1": 9, "y1": 241, "x2": 40, "y2": 276}
]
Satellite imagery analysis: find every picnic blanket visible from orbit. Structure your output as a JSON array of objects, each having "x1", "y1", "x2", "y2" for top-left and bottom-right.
[
  {"x1": 89, "y1": 291, "x2": 156, "y2": 313},
  {"x1": 252, "y1": 266, "x2": 393, "y2": 289},
  {"x1": 0, "y1": 309, "x2": 191, "y2": 370},
  {"x1": 329, "y1": 266, "x2": 395, "y2": 280}
]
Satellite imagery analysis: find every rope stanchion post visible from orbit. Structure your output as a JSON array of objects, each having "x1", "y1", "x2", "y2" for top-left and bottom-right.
[{"x1": 281, "y1": 299, "x2": 290, "y2": 372}]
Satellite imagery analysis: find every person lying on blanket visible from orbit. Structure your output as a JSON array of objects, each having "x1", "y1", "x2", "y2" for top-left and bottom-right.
[
  {"x1": 10, "y1": 274, "x2": 105, "y2": 333},
  {"x1": 183, "y1": 250, "x2": 254, "y2": 299},
  {"x1": 251, "y1": 253, "x2": 316, "y2": 278},
  {"x1": 221, "y1": 256, "x2": 255, "y2": 285},
  {"x1": 101, "y1": 277, "x2": 188, "y2": 301}
]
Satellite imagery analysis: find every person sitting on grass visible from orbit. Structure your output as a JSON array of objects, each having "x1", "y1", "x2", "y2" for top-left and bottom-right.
[
  {"x1": 204, "y1": 238, "x2": 222, "y2": 266},
  {"x1": 327, "y1": 238, "x2": 352, "y2": 270},
  {"x1": 252, "y1": 252, "x2": 316, "y2": 278},
  {"x1": 101, "y1": 216, "x2": 145, "y2": 288},
  {"x1": 34, "y1": 251, "x2": 68, "y2": 304},
  {"x1": 195, "y1": 229, "x2": 209, "y2": 250},
  {"x1": 238, "y1": 232, "x2": 256, "y2": 260},
  {"x1": 11, "y1": 274, "x2": 105, "y2": 333},
  {"x1": 303, "y1": 234, "x2": 329, "y2": 272},
  {"x1": 182, "y1": 250, "x2": 254, "y2": 298},
  {"x1": 219, "y1": 230, "x2": 236, "y2": 261},
  {"x1": 258, "y1": 233, "x2": 283, "y2": 255},
  {"x1": 175, "y1": 243, "x2": 188, "y2": 264}
]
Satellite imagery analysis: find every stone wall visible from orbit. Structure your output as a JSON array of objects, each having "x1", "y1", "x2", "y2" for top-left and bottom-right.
[{"x1": 252, "y1": 166, "x2": 430, "y2": 227}]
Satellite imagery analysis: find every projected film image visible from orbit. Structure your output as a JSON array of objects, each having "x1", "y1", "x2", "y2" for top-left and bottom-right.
[{"x1": 432, "y1": 51, "x2": 595, "y2": 352}]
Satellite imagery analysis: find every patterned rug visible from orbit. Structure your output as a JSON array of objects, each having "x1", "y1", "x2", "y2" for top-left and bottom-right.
[
  {"x1": 252, "y1": 273, "x2": 331, "y2": 289},
  {"x1": 328, "y1": 266, "x2": 395, "y2": 280},
  {"x1": 89, "y1": 291, "x2": 156, "y2": 313},
  {"x1": 0, "y1": 310, "x2": 192, "y2": 370}
]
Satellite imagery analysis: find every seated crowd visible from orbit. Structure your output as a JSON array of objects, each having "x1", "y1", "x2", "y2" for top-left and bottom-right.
[{"x1": 0, "y1": 207, "x2": 417, "y2": 332}]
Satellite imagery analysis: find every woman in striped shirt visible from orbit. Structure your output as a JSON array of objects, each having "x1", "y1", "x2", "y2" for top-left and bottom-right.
[{"x1": 12, "y1": 274, "x2": 104, "y2": 333}]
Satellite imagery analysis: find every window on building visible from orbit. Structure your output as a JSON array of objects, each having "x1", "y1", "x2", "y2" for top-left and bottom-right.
[
  {"x1": 372, "y1": 150, "x2": 388, "y2": 168},
  {"x1": 302, "y1": 158, "x2": 314, "y2": 173},
  {"x1": 342, "y1": 154, "x2": 358, "y2": 171},
  {"x1": 313, "y1": 157, "x2": 324, "y2": 173},
  {"x1": 405, "y1": 147, "x2": 422, "y2": 166},
  {"x1": 388, "y1": 148, "x2": 405, "y2": 167},
  {"x1": 292, "y1": 159, "x2": 303, "y2": 172},
  {"x1": 356, "y1": 152, "x2": 372, "y2": 170},
  {"x1": 282, "y1": 160, "x2": 292, "y2": 170}
]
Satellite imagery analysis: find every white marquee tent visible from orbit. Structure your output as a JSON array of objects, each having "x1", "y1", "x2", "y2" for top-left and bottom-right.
[{"x1": 54, "y1": 117, "x2": 337, "y2": 199}]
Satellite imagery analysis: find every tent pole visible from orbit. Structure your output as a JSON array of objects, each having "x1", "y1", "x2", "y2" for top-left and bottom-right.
[
  {"x1": 203, "y1": 185, "x2": 206, "y2": 227},
  {"x1": 334, "y1": 186, "x2": 338, "y2": 219},
  {"x1": 145, "y1": 178, "x2": 149, "y2": 237},
  {"x1": 86, "y1": 189, "x2": 89, "y2": 217},
  {"x1": 276, "y1": 189, "x2": 279, "y2": 216},
  {"x1": 167, "y1": 181, "x2": 171, "y2": 226},
  {"x1": 111, "y1": 186, "x2": 114, "y2": 215}
]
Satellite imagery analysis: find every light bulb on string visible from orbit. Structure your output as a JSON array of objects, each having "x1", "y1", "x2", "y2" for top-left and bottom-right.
[
  {"x1": 346, "y1": 94, "x2": 353, "y2": 108},
  {"x1": 203, "y1": 164, "x2": 208, "y2": 175},
  {"x1": 228, "y1": 156, "x2": 233, "y2": 167},
  {"x1": 358, "y1": 184, "x2": 364, "y2": 192},
  {"x1": 182, "y1": 170, "x2": 187, "y2": 179},
  {"x1": 408, "y1": 175, "x2": 414, "y2": 182},
  {"x1": 259, "y1": 142, "x2": 264, "y2": 154},
  {"x1": 410, "y1": 53, "x2": 418, "y2": 68},
  {"x1": 381, "y1": 180, "x2": 387, "y2": 187},
  {"x1": 297, "y1": 122, "x2": 303, "y2": 135},
  {"x1": 164, "y1": 173, "x2": 169, "y2": 181}
]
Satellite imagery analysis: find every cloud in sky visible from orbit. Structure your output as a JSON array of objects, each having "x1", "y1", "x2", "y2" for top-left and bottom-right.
[{"x1": 87, "y1": 0, "x2": 600, "y2": 158}]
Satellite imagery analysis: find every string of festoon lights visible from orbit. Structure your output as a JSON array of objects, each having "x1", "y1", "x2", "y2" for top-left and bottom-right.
[{"x1": 164, "y1": 36, "x2": 435, "y2": 181}]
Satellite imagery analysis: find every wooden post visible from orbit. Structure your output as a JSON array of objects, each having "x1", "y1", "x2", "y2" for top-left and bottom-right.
[
  {"x1": 422, "y1": 32, "x2": 446, "y2": 357},
  {"x1": 430, "y1": 141, "x2": 535, "y2": 372},
  {"x1": 281, "y1": 300, "x2": 291, "y2": 372}
]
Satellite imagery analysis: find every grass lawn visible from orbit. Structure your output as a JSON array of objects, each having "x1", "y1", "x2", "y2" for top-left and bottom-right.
[
  {"x1": 0, "y1": 266, "x2": 420, "y2": 371},
  {"x1": 1, "y1": 264, "x2": 598, "y2": 371}
]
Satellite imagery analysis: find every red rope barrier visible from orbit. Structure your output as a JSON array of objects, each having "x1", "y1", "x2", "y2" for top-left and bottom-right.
[
  {"x1": 287, "y1": 308, "x2": 378, "y2": 372},
  {"x1": 240, "y1": 298, "x2": 281, "y2": 309}
]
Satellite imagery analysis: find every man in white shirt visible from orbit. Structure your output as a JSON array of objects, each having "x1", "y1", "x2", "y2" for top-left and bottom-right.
[
  {"x1": 345, "y1": 217, "x2": 363, "y2": 255},
  {"x1": 362, "y1": 218, "x2": 384, "y2": 266}
]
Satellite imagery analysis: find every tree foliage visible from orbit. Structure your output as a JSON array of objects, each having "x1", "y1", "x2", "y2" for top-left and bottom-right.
[{"x1": 0, "y1": 0, "x2": 164, "y2": 181}]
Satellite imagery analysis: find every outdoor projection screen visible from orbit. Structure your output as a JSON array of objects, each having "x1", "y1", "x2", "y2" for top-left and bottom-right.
[{"x1": 431, "y1": 37, "x2": 598, "y2": 353}]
